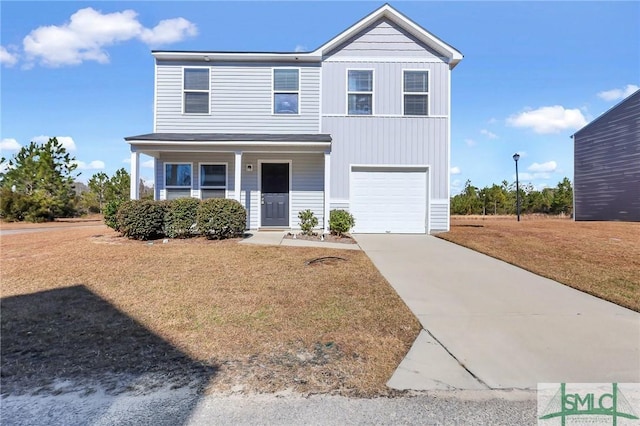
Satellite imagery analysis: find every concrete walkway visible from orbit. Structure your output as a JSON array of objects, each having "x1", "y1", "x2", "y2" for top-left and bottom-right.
[
  {"x1": 355, "y1": 234, "x2": 640, "y2": 391},
  {"x1": 239, "y1": 231, "x2": 360, "y2": 250}
]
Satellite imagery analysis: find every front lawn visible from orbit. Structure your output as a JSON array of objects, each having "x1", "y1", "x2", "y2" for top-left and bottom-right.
[{"x1": 0, "y1": 225, "x2": 419, "y2": 396}]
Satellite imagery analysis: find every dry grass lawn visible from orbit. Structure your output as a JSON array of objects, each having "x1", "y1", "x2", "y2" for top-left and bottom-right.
[
  {"x1": 438, "y1": 216, "x2": 640, "y2": 312},
  {"x1": 0, "y1": 225, "x2": 420, "y2": 397}
]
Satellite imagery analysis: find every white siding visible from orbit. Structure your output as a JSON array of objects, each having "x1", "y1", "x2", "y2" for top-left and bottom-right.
[
  {"x1": 156, "y1": 61, "x2": 320, "y2": 133},
  {"x1": 321, "y1": 61, "x2": 449, "y2": 116},
  {"x1": 325, "y1": 18, "x2": 443, "y2": 59},
  {"x1": 430, "y1": 200, "x2": 450, "y2": 232}
]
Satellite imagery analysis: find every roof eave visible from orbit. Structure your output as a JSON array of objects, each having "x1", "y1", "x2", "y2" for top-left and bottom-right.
[{"x1": 153, "y1": 51, "x2": 321, "y2": 63}]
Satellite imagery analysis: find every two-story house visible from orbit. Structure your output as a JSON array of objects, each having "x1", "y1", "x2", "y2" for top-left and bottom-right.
[{"x1": 125, "y1": 4, "x2": 462, "y2": 233}]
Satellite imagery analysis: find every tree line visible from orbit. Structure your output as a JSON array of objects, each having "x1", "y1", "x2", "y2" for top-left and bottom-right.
[
  {"x1": 0, "y1": 137, "x2": 151, "y2": 222},
  {"x1": 451, "y1": 177, "x2": 573, "y2": 216}
]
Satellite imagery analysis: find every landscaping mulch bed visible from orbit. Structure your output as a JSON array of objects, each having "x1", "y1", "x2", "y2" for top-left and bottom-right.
[{"x1": 283, "y1": 232, "x2": 357, "y2": 244}]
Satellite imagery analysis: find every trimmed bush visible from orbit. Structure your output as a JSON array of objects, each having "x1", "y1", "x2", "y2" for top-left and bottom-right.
[
  {"x1": 164, "y1": 197, "x2": 200, "y2": 238},
  {"x1": 197, "y1": 198, "x2": 246, "y2": 239},
  {"x1": 329, "y1": 209, "x2": 355, "y2": 236},
  {"x1": 116, "y1": 200, "x2": 168, "y2": 240},
  {"x1": 298, "y1": 209, "x2": 318, "y2": 236},
  {"x1": 103, "y1": 199, "x2": 123, "y2": 231}
]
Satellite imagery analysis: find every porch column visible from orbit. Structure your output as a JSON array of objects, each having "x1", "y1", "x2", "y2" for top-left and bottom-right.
[
  {"x1": 324, "y1": 151, "x2": 331, "y2": 233},
  {"x1": 234, "y1": 151, "x2": 242, "y2": 202},
  {"x1": 130, "y1": 150, "x2": 140, "y2": 200}
]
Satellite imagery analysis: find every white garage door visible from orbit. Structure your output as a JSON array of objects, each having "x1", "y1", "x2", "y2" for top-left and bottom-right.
[{"x1": 350, "y1": 166, "x2": 428, "y2": 233}]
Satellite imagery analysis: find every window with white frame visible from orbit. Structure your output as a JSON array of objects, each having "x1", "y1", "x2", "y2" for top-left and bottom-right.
[
  {"x1": 200, "y1": 163, "x2": 227, "y2": 199},
  {"x1": 165, "y1": 163, "x2": 192, "y2": 199},
  {"x1": 183, "y1": 68, "x2": 210, "y2": 114},
  {"x1": 273, "y1": 69, "x2": 299, "y2": 114},
  {"x1": 403, "y1": 70, "x2": 429, "y2": 116},
  {"x1": 347, "y1": 70, "x2": 373, "y2": 115}
]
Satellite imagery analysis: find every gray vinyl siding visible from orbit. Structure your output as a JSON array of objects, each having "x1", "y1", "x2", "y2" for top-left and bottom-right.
[
  {"x1": 156, "y1": 61, "x2": 320, "y2": 133},
  {"x1": 321, "y1": 61, "x2": 449, "y2": 116},
  {"x1": 324, "y1": 18, "x2": 443, "y2": 59},
  {"x1": 429, "y1": 202, "x2": 449, "y2": 233},
  {"x1": 322, "y1": 116, "x2": 449, "y2": 200},
  {"x1": 574, "y1": 91, "x2": 640, "y2": 221}
]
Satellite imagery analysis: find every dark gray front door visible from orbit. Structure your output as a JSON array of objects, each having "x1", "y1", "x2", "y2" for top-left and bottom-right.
[{"x1": 261, "y1": 163, "x2": 289, "y2": 227}]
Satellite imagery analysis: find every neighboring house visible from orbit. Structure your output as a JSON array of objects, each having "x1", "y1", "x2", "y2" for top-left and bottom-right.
[
  {"x1": 125, "y1": 4, "x2": 463, "y2": 233},
  {"x1": 572, "y1": 89, "x2": 640, "y2": 221}
]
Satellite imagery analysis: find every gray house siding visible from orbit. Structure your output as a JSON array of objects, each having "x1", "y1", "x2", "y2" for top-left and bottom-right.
[
  {"x1": 325, "y1": 18, "x2": 444, "y2": 59},
  {"x1": 156, "y1": 152, "x2": 325, "y2": 230},
  {"x1": 321, "y1": 61, "x2": 449, "y2": 116},
  {"x1": 155, "y1": 61, "x2": 320, "y2": 133},
  {"x1": 574, "y1": 90, "x2": 640, "y2": 221}
]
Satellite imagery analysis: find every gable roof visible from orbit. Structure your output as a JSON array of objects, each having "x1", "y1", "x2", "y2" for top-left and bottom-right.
[
  {"x1": 152, "y1": 4, "x2": 463, "y2": 68},
  {"x1": 573, "y1": 89, "x2": 640, "y2": 138},
  {"x1": 313, "y1": 3, "x2": 463, "y2": 68}
]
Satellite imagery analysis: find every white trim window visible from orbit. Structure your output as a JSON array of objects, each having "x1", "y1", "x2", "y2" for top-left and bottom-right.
[
  {"x1": 347, "y1": 69, "x2": 373, "y2": 115},
  {"x1": 403, "y1": 70, "x2": 429, "y2": 116},
  {"x1": 273, "y1": 68, "x2": 299, "y2": 114},
  {"x1": 200, "y1": 163, "x2": 227, "y2": 199},
  {"x1": 165, "y1": 163, "x2": 192, "y2": 199},
  {"x1": 183, "y1": 68, "x2": 210, "y2": 114}
]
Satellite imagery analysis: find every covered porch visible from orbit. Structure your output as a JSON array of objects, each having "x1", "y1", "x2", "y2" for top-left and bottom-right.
[{"x1": 124, "y1": 133, "x2": 332, "y2": 231}]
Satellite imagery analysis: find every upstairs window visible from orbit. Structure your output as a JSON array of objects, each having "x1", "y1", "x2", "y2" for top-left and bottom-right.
[
  {"x1": 347, "y1": 70, "x2": 373, "y2": 115},
  {"x1": 403, "y1": 70, "x2": 429, "y2": 116},
  {"x1": 183, "y1": 68, "x2": 209, "y2": 114},
  {"x1": 273, "y1": 69, "x2": 299, "y2": 114}
]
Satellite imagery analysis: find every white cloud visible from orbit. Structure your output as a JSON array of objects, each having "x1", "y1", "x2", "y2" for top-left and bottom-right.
[
  {"x1": 139, "y1": 17, "x2": 197, "y2": 46},
  {"x1": 465, "y1": 138, "x2": 477, "y2": 147},
  {"x1": 518, "y1": 172, "x2": 551, "y2": 181},
  {"x1": 0, "y1": 46, "x2": 18, "y2": 67},
  {"x1": 31, "y1": 135, "x2": 77, "y2": 151},
  {"x1": 597, "y1": 84, "x2": 639, "y2": 102},
  {"x1": 142, "y1": 159, "x2": 155, "y2": 168},
  {"x1": 487, "y1": 117, "x2": 498, "y2": 124},
  {"x1": 74, "y1": 160, "x2": 106, "y2": 170},
  {"x1": 480, "y1": 129, "x2": 497, "y2": 139},
  {"x1": 450, "y1": 166, "x2": 461, "y2": 175},
  {"x1": 22, "y1": 7, "x2": 197, "y2": 67},
  {"x1": 507, "y1": 105, "x2": 588, "y2": 134},
  {"x1": 294, "y1": 44, "x2": 307, "y2": 52},
  {"x1": 0, "y1": 138, "x2": 22, "y2": 152},
  {"x1": 451, "y1": 179, "x2": 463, "y2": 195},
  {"x1": 528, "y1": 161, "x2": 557, "y2": 173}
]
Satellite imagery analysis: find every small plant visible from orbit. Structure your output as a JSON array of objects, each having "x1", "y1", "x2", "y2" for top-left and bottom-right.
[
  {"x1": 329, "y1": 209, "x2": 355, "y2": 237},
  {"x1": 298, "y1": 209, "x2": 318, "y2": 236},
  {"x1": 164, "y1": 197, "x2": 200, "y2": 238},
  {"x1": 197, "y1": 198, "x2": 246, "y2": 239}
]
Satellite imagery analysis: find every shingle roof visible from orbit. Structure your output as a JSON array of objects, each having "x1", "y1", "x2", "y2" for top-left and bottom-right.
[{"x1": 125, "y1": 133, "x2": 332, "y2": 142}]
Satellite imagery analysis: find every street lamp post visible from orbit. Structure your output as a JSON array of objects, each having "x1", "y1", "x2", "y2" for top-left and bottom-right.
[{"x1": 513, "y1": 153, "x2": 520, "y2": 222}]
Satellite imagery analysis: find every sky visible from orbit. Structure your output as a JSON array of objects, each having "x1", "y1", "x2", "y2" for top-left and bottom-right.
[{"x1": 1, "y1": 1, "x2": 638, "y2": 194}]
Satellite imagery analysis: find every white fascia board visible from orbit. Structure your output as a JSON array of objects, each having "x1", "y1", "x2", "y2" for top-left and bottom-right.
[
  {"x1": 152, "y1": 51, "x2": 321, "y2": 63},
  {"x1": 126, "y1": 140, "x2": 331, "y2": 147},
  {"x1": 313, "y1": 4, "x2": 463, "y2": 67}
]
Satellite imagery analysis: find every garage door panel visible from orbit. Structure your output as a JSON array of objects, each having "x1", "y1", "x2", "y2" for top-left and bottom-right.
[{"x1": 350, "y1": 167, "x2": 428, "y2": 234}]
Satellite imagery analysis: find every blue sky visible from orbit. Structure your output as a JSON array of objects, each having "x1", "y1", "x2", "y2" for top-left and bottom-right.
[{"x1": 1, "y1": 1, "x2": 638, "y2": 193}]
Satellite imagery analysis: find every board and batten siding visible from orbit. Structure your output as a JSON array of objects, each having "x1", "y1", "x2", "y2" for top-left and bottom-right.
[
  {"x1": 574, "y1": 90, "x2": 640, "y2": 221},
  {"x1": 321, "y1": 61, "x2": 449, "y2": 116},
  {"x1": 155, "y1": 61, "x2": 320, "y2": 133},
  {"x1": 325, "y1": 18, "x2": 444, "y2": 59}
]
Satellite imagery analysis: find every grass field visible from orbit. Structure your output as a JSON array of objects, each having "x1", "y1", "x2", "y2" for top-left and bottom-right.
[
  {"x1": 438, "y1": 216, "x2": 640, "y2": 312},
  {"x1": 0, "y1": 224, "x2": 419, "y2": 396}
]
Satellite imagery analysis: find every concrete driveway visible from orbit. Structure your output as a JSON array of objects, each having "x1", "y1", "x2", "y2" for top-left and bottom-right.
[{"x1": 355, "y1": 234, "x2": 640, "y2": 390}]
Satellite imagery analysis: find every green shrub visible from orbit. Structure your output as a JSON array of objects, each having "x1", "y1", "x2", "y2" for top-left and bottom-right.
[
  {"x1": 0, "y1": 187, "x2": 55, "y2": 222},
  {"x1": 103, "y1": 199, "x2": 123, "y2": 231},
  {"x1": 197, "y1": 198, "x2": 246, "y2": 239},
  {"x1": 298, "y1": 209, "x2": 318, "y2": 236},
  {"x1": 164, "y1": 197, "x2": 200, "y2": 238},
  {"x1": 329, "y1": 209, "x2": 355, "y2": 236},
  {"x1": 116, "y1": 200, "x2": 168, "y2": 240}
]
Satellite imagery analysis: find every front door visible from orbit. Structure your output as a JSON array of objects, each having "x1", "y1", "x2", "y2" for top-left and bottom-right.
[{"x1": 261, "y1": 163, "x2": 289, "y2": 227}]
